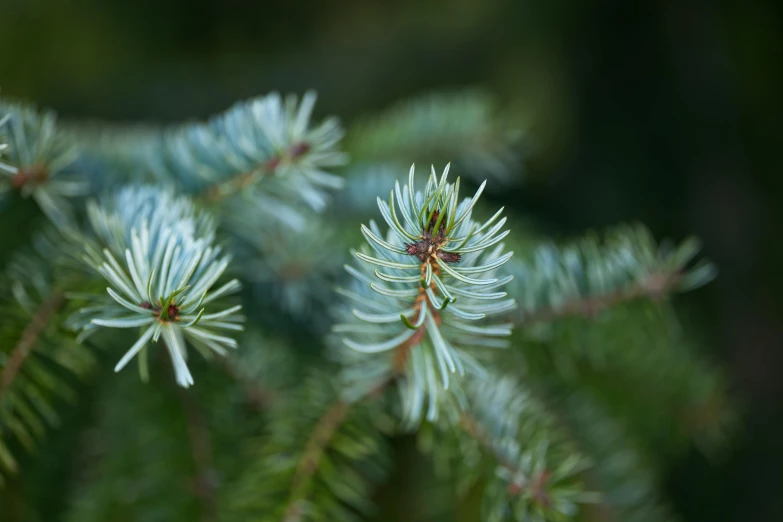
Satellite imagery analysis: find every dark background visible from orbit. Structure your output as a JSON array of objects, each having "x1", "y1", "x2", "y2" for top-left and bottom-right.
[{"x1": 2, "y1": 0, "x2": 782, "y2": 520}]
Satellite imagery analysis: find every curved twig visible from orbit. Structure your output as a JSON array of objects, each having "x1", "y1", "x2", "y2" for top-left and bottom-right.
[
  {"x1": 520, "y1": 272, "x2": 683, "y2": 325},
  {"x1": 0, "y1": 291, "x2": 65, "y2": 400}
]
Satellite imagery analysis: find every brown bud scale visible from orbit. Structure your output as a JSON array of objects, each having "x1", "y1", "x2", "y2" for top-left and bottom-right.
[{"x1": 403, "y1": 208, "x2": 460, "y2": 264}]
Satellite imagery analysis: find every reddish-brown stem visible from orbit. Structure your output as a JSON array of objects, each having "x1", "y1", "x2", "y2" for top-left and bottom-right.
[
  {"x1": 0, "y1": 292, "x2": 65, "y2": 400},
  {"x1": 458, "y1": 413, "x2": 518, "y2": 474},
  {"x1": 291, "y1": 400, "x2": 350, "y2": 491},
  {"x1": 521, "y1": 272, "x2": 683, "y2": 325},
  {"x1": 459, "y1": 412, "x2": 551, "y2": 502},
  {"x1": 10, "y1": 164, "x2": 48, "y2": 190},
  {"x1": 282, "y1": 255, "x2": 445, "y2": 521},
  {"x1": 201, "y1": 142, "x2": 310, "y2": 202},
  {"x1": 282, "y1": 399, "x2": 350, "y2": 521}
]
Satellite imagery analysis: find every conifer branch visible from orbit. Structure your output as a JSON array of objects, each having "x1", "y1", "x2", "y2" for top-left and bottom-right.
[
  {"x1": 0, "y1": 82, "x2": 733, "y2": 522},
  {"x1": 510, "y1": 225, "x2": 716, "y2": 335},
  {"x1": 282, "y1": 230, "x2": 453, "y2": 519},
  {"x1": 283, "y1": 323, "x2": 425, "y2": 520},
  {"x1": 227, "y1": 369, "x2": 392, "y2": 521},
  {"x1": 458, "y1": 409, "x2": 559, "y2": 507},
  {"x1": 337, "y1": 164, "x2": 515, "y2": 425},
  {"x1": 344, "y1": 90, "x2": 523, "y2": 183},
  {"x1": 520, "y1": 271, "x2": 684, "y2": 325},
  {"x1": 0, "y1": 102, "x2": 85, "y2": 230},
  {"x1": 0, "y1": 291, "x2": 65, "y2": 399},
  {"x1": 281, "y1": 285, "x2": 438, "y2": 519},
  {"x1": 72, "y1": 92, "x2": 346, "y2": 215},
  {"x1": 67, "y1": 186, "x2": 244, "y2": 388},
  {"x1": 458, "y1": 412, "x2": 518, "y2": 474},
  {"x1": 201, "y1": 141, "x2": 312, "y2": 202},
  {"x1": 284, "y1": 399, "x2": 350, "y2": 520}
]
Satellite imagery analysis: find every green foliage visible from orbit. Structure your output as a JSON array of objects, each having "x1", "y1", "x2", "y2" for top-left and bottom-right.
[
  {"x1": 0, "y1": 102, "x2": 86, "y2": 229},
  {"x1": 225, "y1": 371, "x2": 394, "y2": 522},
  {"x1": 65, "y1": 186, "x2": 244, "y2": 388},
  {"x1": 223, "y1": 210, "x2": 344, "y2": 322},
  {"x1": 344, "y1": 90, "x2": 524, "y2": 184},
  {"x1": 0, "y1": 231, "x2": 94, "y2": 486},
  {"x1": 508, "y1": 224, "x2": 717, "y2": 326},
  {"x1": 334, "y1": 164, "x2": 515, "y2": 426},
  {"x1": 73, "y1": 92, "x2": 346, "y2": 225},
  {"x1": 535, "y1": 302, "x2": 734, "y2": 458},
  {"x1": 64, "y1": 366, "x2": 204, "y2": 522},
  {"x1": 0, "y1": 89, "x2": 732, "y2": 522},
  {"x1": 423, "y1": 372, "x2": 597, "y2": 522},
  {"x1": 148, "y1": 91, "x2": 346, "y2": 200},
  {"x1": 504, "y1": 226, "x2": 734, "y2": 456},
  {"x1": 541, "y1": 389, "x2": 675, "y2": 522}
]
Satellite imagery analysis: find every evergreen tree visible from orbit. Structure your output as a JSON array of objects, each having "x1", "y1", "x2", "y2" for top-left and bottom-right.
[{"x1": 0, "y1": 89, "x2": 733, "y2": 522}]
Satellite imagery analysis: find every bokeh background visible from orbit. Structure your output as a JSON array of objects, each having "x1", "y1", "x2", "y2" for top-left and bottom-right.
[{"x1": 2, "y1": 0, "x2": 782, "y2": 520}]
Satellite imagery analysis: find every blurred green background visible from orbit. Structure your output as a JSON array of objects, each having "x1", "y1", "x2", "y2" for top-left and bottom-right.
[{"x1": 2, "y1": 0, "x2": 781, "y2": 520}]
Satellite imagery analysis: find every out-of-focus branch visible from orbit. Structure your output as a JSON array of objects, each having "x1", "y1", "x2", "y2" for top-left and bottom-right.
[
  {"x1": 520, "y1": 272, "x2": 683, "y2": 325},
  {"x1": 0, "y1": 291, "x2": 65, "y2": 400}
]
